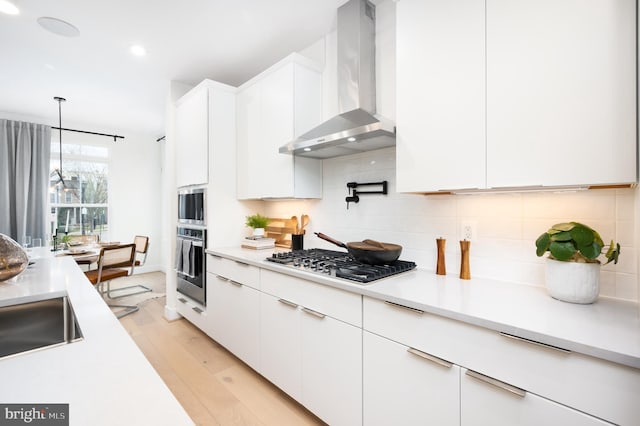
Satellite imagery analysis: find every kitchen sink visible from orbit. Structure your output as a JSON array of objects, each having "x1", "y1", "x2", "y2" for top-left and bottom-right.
[{"x1": 0, "y1": 296, "x2": 83, "y2": 359}]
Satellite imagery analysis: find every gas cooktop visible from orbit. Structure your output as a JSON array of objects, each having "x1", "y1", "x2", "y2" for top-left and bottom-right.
[{"x1": 266, "y1": 248, "x2": 417, "y2": 283}]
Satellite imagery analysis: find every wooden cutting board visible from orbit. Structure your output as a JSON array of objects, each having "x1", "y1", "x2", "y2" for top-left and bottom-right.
[{"x1": 265, "y1": 217, "x2": 299, "y2": 248}]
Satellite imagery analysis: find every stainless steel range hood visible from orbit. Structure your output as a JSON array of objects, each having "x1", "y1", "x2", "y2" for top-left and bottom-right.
[{"x1": 279, "y1": 0, "x2": 395, "y2": 159}]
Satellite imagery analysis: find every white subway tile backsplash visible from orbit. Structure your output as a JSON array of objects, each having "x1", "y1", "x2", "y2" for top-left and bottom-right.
[{"x1": 263, "y1": 148, "x2": 638, "y2": 302}]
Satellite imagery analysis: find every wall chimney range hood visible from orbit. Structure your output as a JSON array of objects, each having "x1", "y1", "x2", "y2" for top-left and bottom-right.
[{"x1": 279, "y1": 0, "x2": 395, "y2": 159}]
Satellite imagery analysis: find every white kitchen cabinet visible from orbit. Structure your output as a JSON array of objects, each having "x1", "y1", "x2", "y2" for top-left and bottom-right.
[
  {"x1": 461, "y1": 368, "x2": 612, "y2": 426},
  {"x1": 363, "y1": 331, "x2": 460, "y2": 426},
  {"x1": 486, "y1": 0, "x2": 636, "y2": 188},
  {"x1": 175, "y1": 292, "x2": 209, "y2": 335},
  {"x1": 206, "y1": 255, "x2": 261, "y2": 370},
  {"x1": 301, "y1": 307, "x2": 362, "y2": 426},
  {"x1": 236, "y1": 53, "x2": 323, "y2": 199},
  {"x1": 259, "y1": 292, "x2": 302, "y2": 400},
  {"x1": 396, "y1": 0, "x2": 486, "y2": 193},
  {"x1": 363, "y1": 296, "x2": 639, "y2": 425},
  {"x1": 175, "y1": 86, "x2": 208, "y2": 187},
  {"x1": 259, "y1": 269, "x2": 362, "y2": 426},
  {"x1": 396, "y1": 0, "x2": 637, "y2": 192}
]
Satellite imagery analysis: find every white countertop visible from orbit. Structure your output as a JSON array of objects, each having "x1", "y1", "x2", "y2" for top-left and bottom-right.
[
  {"x1": 208, "y1": 246, "x2": 640, "y2": 369},
  {"x1": 0, "y1": 250, "x2": 193, "y2": 426}
]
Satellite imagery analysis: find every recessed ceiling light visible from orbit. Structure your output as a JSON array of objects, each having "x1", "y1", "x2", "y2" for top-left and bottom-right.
[
  {"x1": 347, "y1": 137, "x2": 356, "y2": 142},
  {"x1": 303, "y1": 147, "x2": 312, "y2": 152},
  {"x1": 0, "y1": 0, "x2": 18, "y2": 14},
  {"x1": 37, "y1": 17, "x2": 80, "y2": 37},
  {"x1": 130, "y1": 45, "x2": 146, "y2": 56}
]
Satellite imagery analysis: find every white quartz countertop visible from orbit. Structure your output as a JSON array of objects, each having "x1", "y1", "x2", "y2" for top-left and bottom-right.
[
  {"x1": 207, "y1": 246, "x2": 640, "y2": 369},
  {"x1": 0, "y1": 250, "x2": 193, "y2": 426}
]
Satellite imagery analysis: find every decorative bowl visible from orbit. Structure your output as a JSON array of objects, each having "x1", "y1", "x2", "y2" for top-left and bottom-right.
[{"x1": 0, "y1": 233, "x2": 29, "y2": 282}]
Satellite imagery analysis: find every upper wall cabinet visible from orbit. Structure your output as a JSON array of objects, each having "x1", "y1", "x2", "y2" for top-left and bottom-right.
[
  {"x1": 175, "y1": 87, "x2": 209, "y2": 187},
  {"x1": 486, "y1": 0, "x2": 636, "y2": 188},
  {"x1": 396, "y1": 0, "x2": 486, "y2": 193},
  {"x1": 237, "y1": 53, "x2": 323, "y2": 199},
  {"x1": 396, "y1": 0, "x2": 637, "y2": 193}
]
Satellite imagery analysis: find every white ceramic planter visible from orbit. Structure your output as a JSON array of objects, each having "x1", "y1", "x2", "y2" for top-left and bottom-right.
[
  {"x1": 252, "y1": 228, "x2": 265, "y2": 238},
  {"x1": 545, "y1": 258, "x2": 601, "y2": 304}
]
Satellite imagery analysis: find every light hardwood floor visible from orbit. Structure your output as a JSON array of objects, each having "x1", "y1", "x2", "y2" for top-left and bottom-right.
[{"x1": 120, "y1": 296, "x2": 326, "y2": 426}]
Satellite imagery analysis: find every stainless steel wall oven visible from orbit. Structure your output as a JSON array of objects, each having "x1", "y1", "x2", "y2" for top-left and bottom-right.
[{"x1": 176, "y1": 226, "x2": 206, "y2": 305}]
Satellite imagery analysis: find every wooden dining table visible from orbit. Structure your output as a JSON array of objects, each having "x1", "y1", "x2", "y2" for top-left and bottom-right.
[{"x1": 55, "y1": 248, "x2": 101, "y2": 269}]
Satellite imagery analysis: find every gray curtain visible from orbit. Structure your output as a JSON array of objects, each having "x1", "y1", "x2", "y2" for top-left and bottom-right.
[{"x1": 0, "y1": 119, "x2": 51, "y2": 242}]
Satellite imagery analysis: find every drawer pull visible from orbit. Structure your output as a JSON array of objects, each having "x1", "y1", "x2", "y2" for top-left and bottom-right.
[
  {"x1": 178, "y1": 297, "x2": 187, "y2": 304},
  {"x1": 216, "y1": 275, "x2": 229, "y2": 282},
  {"x1": 466, "y1": 370, "x2": 526, "y2": 398},
  {"x1": 235, "y1": 260, "x2": 250, "y2": 267},
  {"x1": 278, "y1": 298, "x2": 298, "y2": 309},
  {"x1": 384, "y1": 300, "x2": 424, "y2": 315},
  {"x1": 302, "y1": 307, "x2": 326, "y2": 319},
  {"x1": 192, "y1": 306, "x2": 204, "y2": 314},
  {"x1": 229, "y1": 280, "x2": 243, "y2": 287},
  {"x1": 407, "y1": 348, "x2": 453, "y2": 368},
  {"x1": 499, "y1": 332, "x2": 571, "y2": 354}
]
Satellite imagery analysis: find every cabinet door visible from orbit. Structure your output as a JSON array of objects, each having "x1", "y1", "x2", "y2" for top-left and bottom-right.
[
  {"x1": 396, "y1": 0, "x2": 486, "y2": 192},
  {"x1": 259, "y1": 293, "x2": 302, "y2": 400},
  {"x1": 236, "y1": 83, "x2": 262, "y2": 199},
  {"x1": 301, "y1": 308, "x2": 362, "y2": 426},
  {"x1": 259, "y1": 63, "x2": 296, "y2": 198},
  {"x1": 461, "y1": 369, "x2": 612, "y2": 426},
  {"x1": 175, "y1": 87, "x2": 208, "y2": 187},
  {"x1": 363, "y1": 331, "x2": 460, "y2": 426},
  {"x1": 207, "y1": 274, "x2": 260, "y2": 370},
  {"x1": 486, "y1": 0, "x2": 636, "y2": 188}
]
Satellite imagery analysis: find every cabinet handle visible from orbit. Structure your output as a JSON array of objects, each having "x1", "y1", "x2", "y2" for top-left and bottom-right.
[
  {"x1": 192, "y1": 306, "x2": 204, "y2": 314},
  {"x1": 407, "y1": 347, "x2": 453, "y2": 369},
  {"x1": 178, "y1": 297, "x2": 187, "y2": 304},
  {"x1": 216, "y1": 275, "x2": 229, "y2": 282},
  {"x1": 210, "y1": 254, "x2": 222, "y2": 259},
  {"x1": 302, "y1": 307, "x2": 326, "y2": 319},
  {"x1": 499, "y1": 332, "x2": 571, "y2": 354},
  {"x1": 384, "y1": 300, "x2": 424, "y2": 315},
  {"x1": 235, "y1": 260, "x2": 250, "y2": 267},
  {"x1": 229, "y1": 280, "x2": 243, "y2": 287},
  {"x1": 465, "y1": 370, "x2": 526, "y2": 398},
  {"x1": 278, "y1": 298, "x2": 298, "y2": 309}
]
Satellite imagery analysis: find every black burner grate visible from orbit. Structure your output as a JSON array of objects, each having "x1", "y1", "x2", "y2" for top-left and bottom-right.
[{"x1": 266, "y1": 248, "x2": 416, "y2": 283}]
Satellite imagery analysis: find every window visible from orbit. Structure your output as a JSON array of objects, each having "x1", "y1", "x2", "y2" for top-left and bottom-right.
[{"x1": 49, "y1": 141, "x2": 109, "y2": 241}]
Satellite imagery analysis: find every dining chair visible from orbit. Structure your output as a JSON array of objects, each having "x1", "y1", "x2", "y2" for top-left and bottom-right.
[
  {"x1": 103, "y1": 236, "x2": 152, "y2": 300},
  {"x1": 84, "y1": 243, "x2": 139, "y2": 318}
]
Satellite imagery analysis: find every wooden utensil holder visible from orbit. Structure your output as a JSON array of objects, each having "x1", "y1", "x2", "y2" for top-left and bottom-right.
[
  {"x1": 436, "y1": 238, "x2": 446, "y2": 275},
  {"x1": 459, "y1": 240, "x2": 471, "y2": 280}
]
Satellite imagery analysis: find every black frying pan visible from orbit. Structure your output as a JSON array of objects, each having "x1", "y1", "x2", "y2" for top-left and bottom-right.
[{"x1": 314, "y1": 232, "x2": 402, "y2": 265}]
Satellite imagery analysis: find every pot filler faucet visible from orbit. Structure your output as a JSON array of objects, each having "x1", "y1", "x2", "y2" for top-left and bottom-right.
[{"x1": 346, "y1": 181, "x2": 388, "y2": 209}]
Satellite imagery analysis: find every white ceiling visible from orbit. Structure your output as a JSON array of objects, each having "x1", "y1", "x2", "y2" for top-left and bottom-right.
[{"x1": 0, "y1": 0, "x2": 351, "y2": 137}]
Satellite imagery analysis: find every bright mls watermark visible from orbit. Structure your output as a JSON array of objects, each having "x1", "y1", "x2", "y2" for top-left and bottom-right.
[{"x1": 0, "y1": 404, "x2": 68, "y2": 425}]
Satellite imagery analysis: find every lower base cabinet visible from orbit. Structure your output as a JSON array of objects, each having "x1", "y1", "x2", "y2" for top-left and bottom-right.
[
  {"x1": 259, "y1": 292, "x2": 362, "y2": 426},
  {"x1": 301, "y1": 309, "x2": 362, "y2": 426},
  {"x1": 460, "y1": 368, "x2": 612, "y2": 426},
  {"x1": 363, "y1": 331, "x2": 460, "y2": 426},
  {"x1": 207, "y1": 272, "x2": 260, "y2": 370}
]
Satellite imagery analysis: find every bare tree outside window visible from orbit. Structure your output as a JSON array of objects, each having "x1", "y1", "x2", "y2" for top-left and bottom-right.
[{"x1": 49, "y1": 142, "x2": 109, "y2": 243}]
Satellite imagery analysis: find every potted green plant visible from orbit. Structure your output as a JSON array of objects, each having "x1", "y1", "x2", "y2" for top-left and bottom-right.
[
  {"x1": 535, "y1": 222, "x2": 620, "y2": 304},
  {"x1": 245, "y1": 214, "x2": 270, "y2": 237}
]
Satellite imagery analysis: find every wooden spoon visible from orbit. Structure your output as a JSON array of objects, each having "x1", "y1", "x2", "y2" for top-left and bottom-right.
[
  {"x1": 292, "y1": 215, "x2": 300, "y2": 234},
  {"x1": 301, "y1": 214, "x2": 310, "y2": 233}
]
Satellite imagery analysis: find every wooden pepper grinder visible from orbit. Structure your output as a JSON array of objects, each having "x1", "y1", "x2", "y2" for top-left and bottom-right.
[
  {"x1": 436, "y1": 238, "x2": 446, "y2": 275},
  {"x1": 459, "y1": 240, "x2": 471, "y2": 280}
]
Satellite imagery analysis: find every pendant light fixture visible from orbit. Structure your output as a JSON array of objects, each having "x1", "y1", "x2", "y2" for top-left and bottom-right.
[{"x1": 53, "y1": 96, "x2": 67, "y2": 190}]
